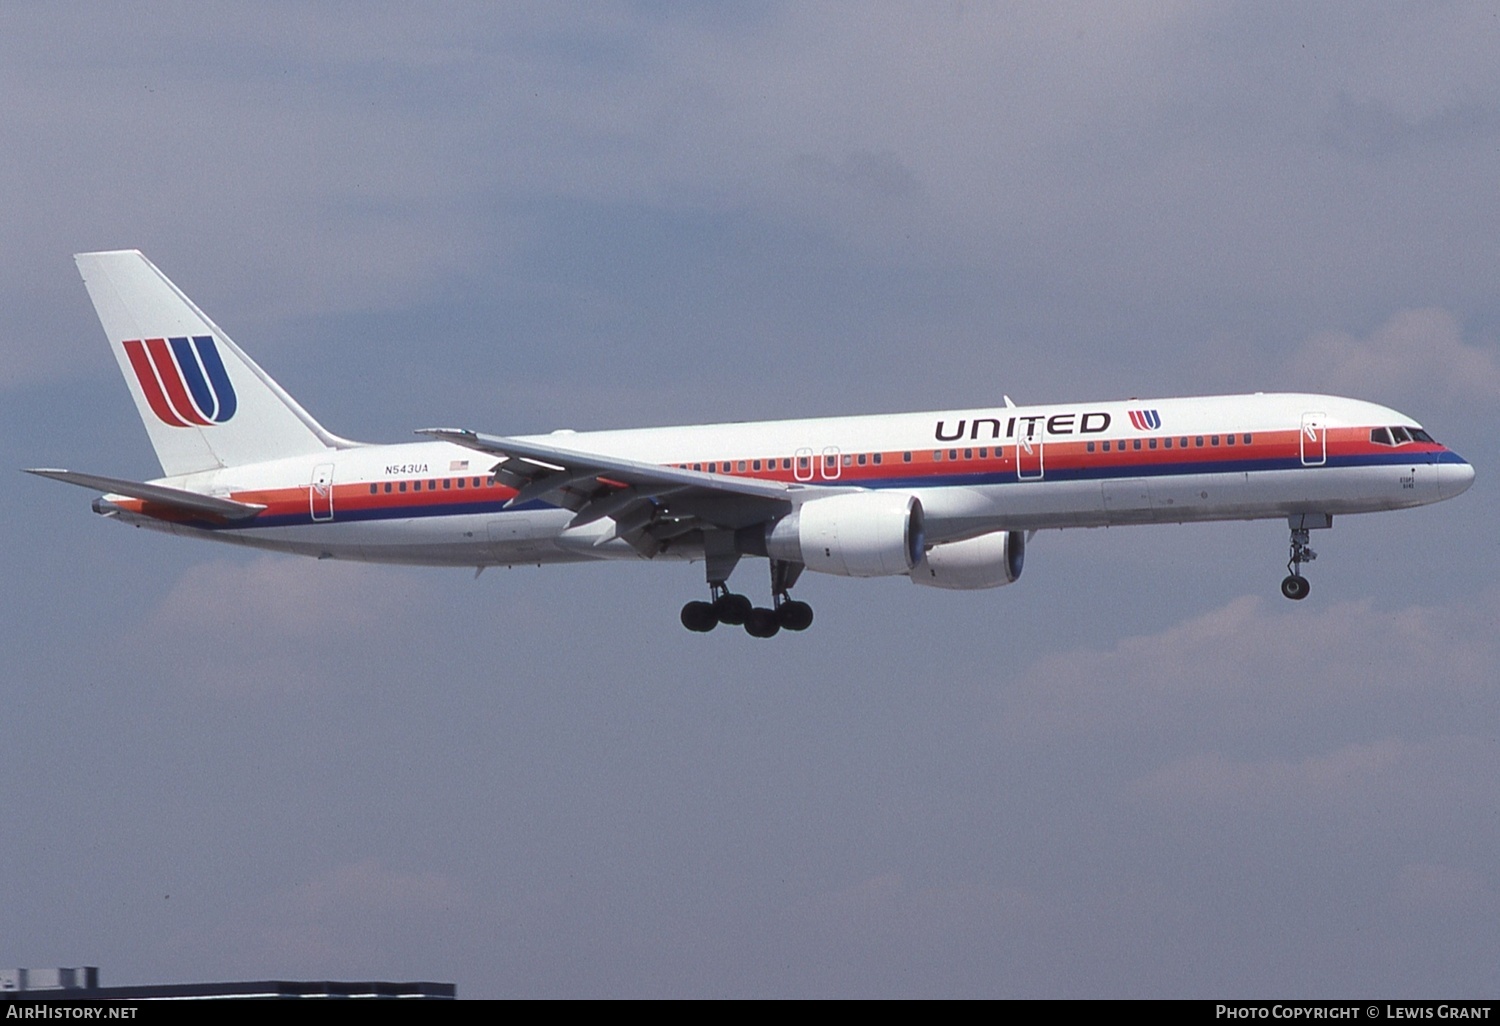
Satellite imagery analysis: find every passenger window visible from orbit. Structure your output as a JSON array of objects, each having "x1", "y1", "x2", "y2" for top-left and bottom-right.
[
  {"x1": 948, "y1": 450, "x2": 957, "y2": 461},
  {"x1": 843, "y1": 454, "x2": 853, "y2": 467},
  {"x1": 903, "y1": 452, "x2": 912, "y2": 463},
  {"x1": 1243, "y1": 434, "x2": 1252, "y2": 444},
  {"x1": 457, "y1": 478, "x2": 465, "y2": 488},
  {"x1": 933, "y1": 451, "x2": 942, "y2": 461},
  {"x1": 857, "y1": 454, "x2": 867, "y2": 466},
  {"x1": 1102, "y1": 441, "x2": 1111, "y2": 452},
  {"x1": 1180, "y1": 437, "x2": 1189, "y2": 447},
  {"x1": 1164, "y1": 438, "x2": 1173, "y2": 449},
  {"x1": 873, "y1": 453, "x2": 883, "y2": 465},
  {"x1": 1226, "y1": 435, "x2": 1234, "y2": 446},
  {"x1": 738, "y1": 460, "x2": 747, "y2": 471},
  {"x1": 369, "y1": 484, "x2": 377, "y2": 495},
  {"x1": 1196, "y1": 436, "x2": 1204, "y2": 447},
  {"x1": 399, "y1": 481, "x2": 407, "y2": 492},
  {"x1": 1148, "y1": 438, "x2": 1157, "y2": 449},
  {"x1": 753, "y1": 460, "x2": 762, "y2": 471},
  {"x1": 1211, "y1": 435, "x2": 1219, "y2": 446},
  {"x1": 1087, "y1": 442, "x2": 1095, "y2": 453},
  {"x1": 1133, "y1": 439, "x2": 1141, "y2": 451},
  {"x1": 384, "y1": 482, "x2": 392, "y2": 493}
]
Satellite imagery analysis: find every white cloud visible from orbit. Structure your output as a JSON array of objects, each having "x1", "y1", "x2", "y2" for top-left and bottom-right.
[
  {"x1": 1292, "y1": 308, "x2": 1500, "y2": 407},
  {"x1": 131, "y1": 557, "x2": 430, "y2": 696},
  {"x1": 998, "y1": 589, "x2": 1500, "y2": 743},
  {"x1": 1127, "y1": 739, "x2": 1413, "y2": 809}
]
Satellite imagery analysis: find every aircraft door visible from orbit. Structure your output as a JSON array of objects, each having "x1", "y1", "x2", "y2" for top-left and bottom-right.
[
  {"x1": 1301, "y1": 412, "x2": 1327, "y2": 466},
  {"x1": 310, "y1": 463, "x2": 334, "y2": 521},
  {"x1": 821, "y1": 446, "x2": 842, "y2": 480},
  {"x1": 1016, "y1": 423, "x2": 1044, "y2": 480},
  {"x1": 794, "y1": 447, "x2": 814, "y2": 482}
]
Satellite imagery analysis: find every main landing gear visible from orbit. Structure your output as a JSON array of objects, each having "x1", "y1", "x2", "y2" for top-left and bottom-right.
[
  {"x1": 680, "y1": 559, "x2": 814, "y2": 637},
  {"x1": 1280, "y1": 515, "x2": 1330, "y2": 601}
]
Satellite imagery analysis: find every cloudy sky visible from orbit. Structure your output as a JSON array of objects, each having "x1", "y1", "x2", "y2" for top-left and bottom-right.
[{"x1": 3, "y1": 2, "x2": 1497, "y2": 998}]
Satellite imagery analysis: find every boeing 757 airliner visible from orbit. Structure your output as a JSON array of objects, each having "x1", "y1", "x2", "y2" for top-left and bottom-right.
[{"x1": 27, "y1": 251, "x2": 1474, "y2": 636}]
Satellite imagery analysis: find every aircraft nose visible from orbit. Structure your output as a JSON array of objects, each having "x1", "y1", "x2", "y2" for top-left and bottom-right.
[{"x1": 1439, "y1": 453, "x2": 1475, "y2": 499}]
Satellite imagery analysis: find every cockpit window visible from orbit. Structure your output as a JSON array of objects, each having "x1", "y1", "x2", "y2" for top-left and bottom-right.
[{"x1": 1372, "y1": 425, "x2": 1436, "y2": 446}]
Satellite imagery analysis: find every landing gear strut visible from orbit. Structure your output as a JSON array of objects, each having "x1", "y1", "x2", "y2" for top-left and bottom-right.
[
  {"x1": 1280, "y1": 517, "x2": 1328, "y2": 601},
  {"x1": 679, "y1": 556, "x2": 813, "y2": 636},
  {"x1": 770, "y1": 559, "x2": 813, "y2": 632}
]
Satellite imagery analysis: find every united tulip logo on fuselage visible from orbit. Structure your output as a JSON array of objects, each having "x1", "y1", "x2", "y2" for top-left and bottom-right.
[{"x1": 123, "y1": 336, "x2": 238, "y2": 427}]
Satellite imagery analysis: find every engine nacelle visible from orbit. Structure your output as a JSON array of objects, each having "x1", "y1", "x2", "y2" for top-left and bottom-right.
[
  {"x1": 909, "y1": 530, "x2": 1025, "y2": 590},
  {"x1": 766, "y1": 493, "x2": 925, "y2": 577}
]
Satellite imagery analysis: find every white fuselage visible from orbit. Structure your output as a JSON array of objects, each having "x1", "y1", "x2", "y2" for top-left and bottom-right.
[{"x1": 102, "y1": 392, "x2": 1474, "y2": 570}]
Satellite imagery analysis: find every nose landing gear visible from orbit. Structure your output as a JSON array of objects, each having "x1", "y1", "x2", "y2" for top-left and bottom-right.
[
  {"x1": 1280, "y1": 515, "x2": 1330, "y2": 601},
  {"x1": 1280, "y1": 570, "x2": 1311, "y2": 601}
]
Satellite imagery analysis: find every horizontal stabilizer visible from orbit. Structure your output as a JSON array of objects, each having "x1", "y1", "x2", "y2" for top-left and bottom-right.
[{"x1": 24, "y1": 468, "x2": 266, "y2": 520}]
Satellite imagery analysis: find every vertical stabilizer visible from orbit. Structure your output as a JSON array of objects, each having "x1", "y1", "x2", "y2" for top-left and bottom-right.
[{"x1": 75, "y1": 250, "x2": 345, "y2": 477}]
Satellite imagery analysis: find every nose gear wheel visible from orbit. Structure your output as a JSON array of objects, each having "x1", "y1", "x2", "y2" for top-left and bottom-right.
[{"x1": 1281, "y1": 526, "x2": 1318, "y2": 601}]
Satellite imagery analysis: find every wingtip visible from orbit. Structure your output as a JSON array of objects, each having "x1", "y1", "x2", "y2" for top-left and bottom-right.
[{"x1": 73, "y1": 248, "x2": 145, "y2": 262}]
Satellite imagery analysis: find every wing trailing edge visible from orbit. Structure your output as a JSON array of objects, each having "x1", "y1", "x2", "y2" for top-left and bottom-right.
[{"x1": 418, "y1": 427, "x2": 829, "y2": 555}]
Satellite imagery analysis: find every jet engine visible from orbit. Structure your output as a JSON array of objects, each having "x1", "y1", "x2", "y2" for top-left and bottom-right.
[
  {"x1": 766, "y1": 493, "x2": 925, "y2": 577},
  {"x1": 908, "y1": 530, "x2": 1025, "y2": 590}
]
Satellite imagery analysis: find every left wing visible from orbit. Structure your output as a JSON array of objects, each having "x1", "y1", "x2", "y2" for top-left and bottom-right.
[{"x1": 418, "y1": 428, "x2": 843, "y2": 554}]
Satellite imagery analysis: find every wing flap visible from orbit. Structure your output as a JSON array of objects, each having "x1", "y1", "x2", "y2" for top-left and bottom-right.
[{"x1": 417, "y1": 428, "x2": 819, "y2": 541}]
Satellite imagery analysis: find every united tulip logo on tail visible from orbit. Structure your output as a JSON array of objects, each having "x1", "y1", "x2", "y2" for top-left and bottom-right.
[{"x1": 123, "y1": 336, "x2": 237, "y2": 426}]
